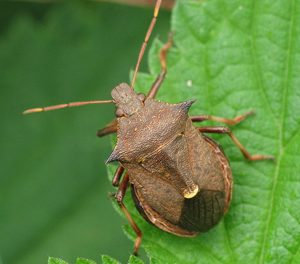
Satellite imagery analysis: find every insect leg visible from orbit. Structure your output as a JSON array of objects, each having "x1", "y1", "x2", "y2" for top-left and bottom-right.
[
  {"x1": 191, "y1": 111, "x2": 254, "y2": 126},
  {"x1": 198, "y1": 126, "x2": 274, "y2": 161},
  {"x1": 112, "y1": 165, "x2": 125, "y2": 187},
  {"x1": 97, "y1": 119, "x2": 117, "y2": 137},
  {"x1": 147, "y1": 34, "x2": 173, "y2": 99},
  {"x1": 115, "y1": 174, "x2": 142, "y2": 255}
]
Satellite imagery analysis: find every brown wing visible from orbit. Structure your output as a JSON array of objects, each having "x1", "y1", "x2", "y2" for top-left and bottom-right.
[
  {"x1": 123, "y1": 120, "x2": 232, "y2": 235},
  {"x1": 130, "y1": 172, "x2": 197, "y2": 236}
]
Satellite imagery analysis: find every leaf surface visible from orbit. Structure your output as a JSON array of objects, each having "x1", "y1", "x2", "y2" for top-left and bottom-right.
[{"x1": 110, "y1": 0, "x2": 300, "y2": 263}]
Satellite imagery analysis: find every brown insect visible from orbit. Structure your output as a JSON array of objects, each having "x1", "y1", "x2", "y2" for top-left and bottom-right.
[{"x1": 24, "y1": 0, "x2": 273, "y2": 255}]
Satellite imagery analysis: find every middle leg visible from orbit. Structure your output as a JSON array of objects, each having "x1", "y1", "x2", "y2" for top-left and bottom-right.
[{"x1": 112, "y1": 165, "x2": 125, "y2": 187}]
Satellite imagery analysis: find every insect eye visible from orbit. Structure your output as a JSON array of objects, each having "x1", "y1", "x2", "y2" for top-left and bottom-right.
[
  {"x1": 115, "y1": 108, "x2": 124, "y2": 117},
  {"x1": 137, "y1": 93, "x2": 146, "y2": 102}
]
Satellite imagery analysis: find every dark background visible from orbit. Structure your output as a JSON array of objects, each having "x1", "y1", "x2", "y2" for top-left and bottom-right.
[{"x1": 0, "y1": 1, "x2": 170, "y2": 263}]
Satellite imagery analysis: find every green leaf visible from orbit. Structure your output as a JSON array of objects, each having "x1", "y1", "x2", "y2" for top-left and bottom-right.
[
  {"x1": 76, "y1": 257, "x2": 97, "y2": 264},
  {"x1": 47, "y1": 255, "x2": 143, "y2": 264},
  {"x1": 48, "y1": 257, "x2": 69, "y2": 264},
  {"x1": 101, "y1": 255, "x2": 120, "y2": 264},
  {"x1": 108, "y1": 0, "x2": 300, "y2": 263},
  {"x1": 47, "y1": 255, "x2": 144, "y2": 264},
  {"x1": 128, "y1": 255, "x2": 144, "y2": 264}
]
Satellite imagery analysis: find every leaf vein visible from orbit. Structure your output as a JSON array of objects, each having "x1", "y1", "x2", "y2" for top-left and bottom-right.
[
  {"x1": 249, "y1": 4, "x2": 278, "y2": 128},
  {"x1": 259, "y1": 1, "x2": 296, "y2": 263}
]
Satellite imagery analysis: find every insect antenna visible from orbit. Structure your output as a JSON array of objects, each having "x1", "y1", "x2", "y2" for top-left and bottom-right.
[
  {"x1": 130, "y1": 0, "x2": 162, "y2": 89},
  {"x1": 23, "y1": 100, "x2": 114, "y2": 114}
]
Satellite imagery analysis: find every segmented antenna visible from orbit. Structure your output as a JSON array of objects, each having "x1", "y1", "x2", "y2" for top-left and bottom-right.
[
  {"x1": 130, "y1": 0, "x2": 162, "y2": 89},
  {"x1": 23, "y1": 0, "x2": 162, "y2": 115},
  {"x1": 23, "y1": 100, "x2": 113, "y2": 114}
]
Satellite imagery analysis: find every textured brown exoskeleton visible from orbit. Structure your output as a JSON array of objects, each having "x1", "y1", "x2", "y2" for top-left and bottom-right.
[{"x1": 24, "y1": 0, "x2": 273, "y2": 255}]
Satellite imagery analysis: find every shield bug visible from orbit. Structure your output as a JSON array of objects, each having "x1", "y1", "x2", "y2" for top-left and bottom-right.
[{"x1": 24, "y1": 0, "x2": 273, "y2": 255}]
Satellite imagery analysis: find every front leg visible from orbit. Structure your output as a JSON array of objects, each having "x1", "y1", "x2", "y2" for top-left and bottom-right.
[
  {"x1": 146, "y1": 34, "x2": 173, "y2": 99},
  {"x1": 97, "y1": 119, "x2": 117, "y2": 137}
]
